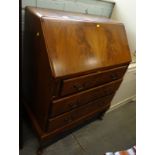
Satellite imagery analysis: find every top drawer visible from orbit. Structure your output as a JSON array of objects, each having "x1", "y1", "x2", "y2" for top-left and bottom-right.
[{"x1": 60, "y1": 66, "x2": 127, "y2": 96}]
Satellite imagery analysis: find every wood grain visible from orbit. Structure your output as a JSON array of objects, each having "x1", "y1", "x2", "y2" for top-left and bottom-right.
[
  {"x1": 23, "y1": 7, "x2": 131, "y2": 148},
  {"x1": 51, "y1": 79, "x2": 122, "y2": 117},
  {"x1": 60, "y1": 66, "x2": 127, "y2": 96},
  {"x1": 42, "y1": 17, "x2": 131, "y2": 77}
]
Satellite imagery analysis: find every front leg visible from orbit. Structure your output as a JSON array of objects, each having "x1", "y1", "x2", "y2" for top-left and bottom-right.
[
  {"x1": 37, "y1": 141, "x2": 44, "y2": 155},
  {"x1": 98, "y1": 112, "x2": 106, "y2": 120}
]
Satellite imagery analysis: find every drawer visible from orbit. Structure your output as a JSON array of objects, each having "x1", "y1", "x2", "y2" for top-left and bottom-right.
[
  {"x1": 50, "y1": 79, "x2": 122, "y2": 117},
  {"x1": 60, "y1": 66, "x2": 127, "y2": 96},
  {"x1": 48, "y1": 95, "x2": 113, "y2": 131}
]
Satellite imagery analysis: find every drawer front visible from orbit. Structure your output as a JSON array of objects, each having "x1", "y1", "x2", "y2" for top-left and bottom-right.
[
  {"x1": 48, "y1": 95, "x2": 113, "y2": 131},
  {"x1": 60, "y1": 66, "x2": 127, "y2": 96},
  {"x1": 50, "y1": 79, "x2": 122, "y2": 117}
]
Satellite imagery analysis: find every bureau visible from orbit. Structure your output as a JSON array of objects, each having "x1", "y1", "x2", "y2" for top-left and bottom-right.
[{"x1": 22, "y1": 6, "x2": 131, "y2": 154}]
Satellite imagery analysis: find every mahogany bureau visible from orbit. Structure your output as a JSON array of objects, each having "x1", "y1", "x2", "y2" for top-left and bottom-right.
[{"x1": 23, "y1": 6, "x2": 131, "y2": 154}]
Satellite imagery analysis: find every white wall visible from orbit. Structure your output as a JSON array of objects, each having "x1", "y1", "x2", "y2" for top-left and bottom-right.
[
  {"x1": 111, "y1": 0, "x2": 136, "y2": 53},
  {"x1": 110, "y1": 63, "x2": 136, "y2": 110}
]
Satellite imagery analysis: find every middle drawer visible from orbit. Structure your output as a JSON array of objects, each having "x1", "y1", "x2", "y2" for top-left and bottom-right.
[
  {"x1": 48, "y1": 94, "x2": 114, "y2": 132},
  {"x1": 50, "y1": 79, "x2": 122, "y2": 117}
]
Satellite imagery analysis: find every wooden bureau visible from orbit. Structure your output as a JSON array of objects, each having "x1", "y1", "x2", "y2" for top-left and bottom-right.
[{"x1": 22, "y1": 6, "x2": 131, "y2": 153}]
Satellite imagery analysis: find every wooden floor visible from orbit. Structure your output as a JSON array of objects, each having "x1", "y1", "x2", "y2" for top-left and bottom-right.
[{"x1": 20, "y1": 101, "x2": 136, "y2": 155}]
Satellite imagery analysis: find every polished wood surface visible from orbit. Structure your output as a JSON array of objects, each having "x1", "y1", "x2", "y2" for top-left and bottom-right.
[
  {"x1": 23, "y1": 9, "x2": 53, "y2": 130},
  {"x1": 27, "y1": 6, "x2": 120, "y2": 25},
  {"x1": 23, "y1": 7, "x2": 131, "y2": 152},
  {"x1": 48, "y1": 95, "x2": 113, "y2": 131},
  {"x1": 26, "y1": 6, "x2": 131, "y2": 78},
  {"x1": 60, "y1": 66, "x2": 127, "y2": 96},
  {"x1": 42, "y1": 18, "x2": 131, "y2": 77},
  {"x1": 51, "y1": 79, "x2": 122, "y2": 117}
]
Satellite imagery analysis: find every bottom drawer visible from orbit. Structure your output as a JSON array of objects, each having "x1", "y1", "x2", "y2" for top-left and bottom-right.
[{"x1": 47, "y1": 94, "x2": 114, "y2": 132}]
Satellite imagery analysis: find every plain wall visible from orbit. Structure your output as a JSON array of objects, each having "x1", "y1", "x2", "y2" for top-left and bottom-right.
[
  {"x1": 111, "y1": 63, "x2": 136, "y2": 108},
  {"x1": 111, "y1": 0, "x2": 136, "y2": 53}
]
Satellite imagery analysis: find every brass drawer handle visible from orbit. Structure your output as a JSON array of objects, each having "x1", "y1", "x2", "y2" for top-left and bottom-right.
[
  {"x1": 70, "y1": 103, "x2": 78, "y2": 109},
  {"x1": 110, "y1": 73, "x2": 117, "y2": 80},
  {"x1": 73, "y1": 84, "x2": 84, "y2": 91},
  {"x1": 64, "y1": 117, "x2": 72, "y2": 123},
  {"x1": 69, "y1": 100, "x2": 79, "y2": 109}
]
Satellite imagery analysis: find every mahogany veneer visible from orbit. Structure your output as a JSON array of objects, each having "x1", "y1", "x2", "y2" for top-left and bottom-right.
[{"x1": 23, "y1": 6, "x2": 131, "y2": 154}]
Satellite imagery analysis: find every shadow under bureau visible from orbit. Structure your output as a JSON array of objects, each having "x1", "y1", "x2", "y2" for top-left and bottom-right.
[{"x1": 22, "y1": 6, "x2": 131, "y2": 154}]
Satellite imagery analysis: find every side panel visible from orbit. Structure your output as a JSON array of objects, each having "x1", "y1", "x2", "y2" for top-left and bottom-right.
[{"x1": 23, "y1": 8, "x2": 54, "y2": 130}]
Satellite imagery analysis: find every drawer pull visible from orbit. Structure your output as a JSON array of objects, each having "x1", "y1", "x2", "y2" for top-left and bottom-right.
[
  {"x1": 110, "y1": 74, "x2": 117, "y2": 80},
  {"x1": 73, "y1": 84, "x2": 84, "y2": 91},
  {"x1": 64, "y1": 117, "x2": 72, "y2": 123},
  {"x1": 70, "y1": 103, "x2": 78, "y2": 109}
]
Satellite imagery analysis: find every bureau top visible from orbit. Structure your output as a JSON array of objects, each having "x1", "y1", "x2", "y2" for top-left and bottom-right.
[
  {"x1": 26, "y1": 7, "x2": 131, "y2": 78},
  {"x1": 26, "y1": 6, "x2": 120, "y2": 24}
]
